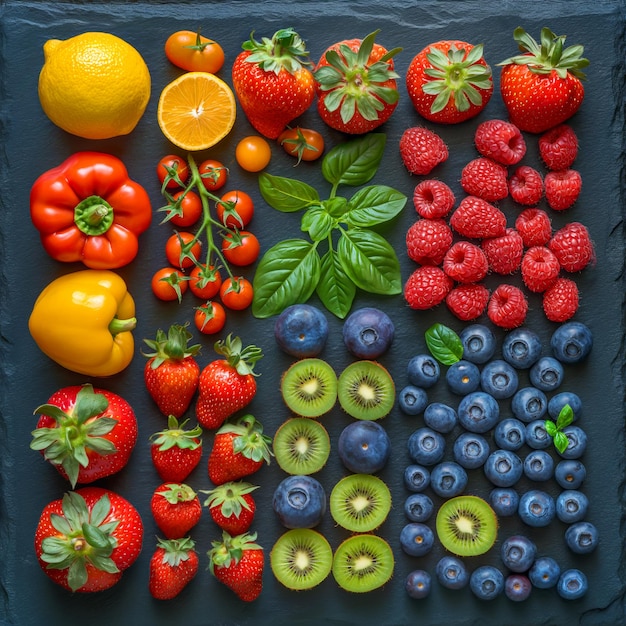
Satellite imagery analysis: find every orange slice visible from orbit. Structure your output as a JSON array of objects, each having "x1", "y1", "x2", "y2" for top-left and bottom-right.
[{"x1": 157, "y1": 71, "x2": 236, "y2": 151}]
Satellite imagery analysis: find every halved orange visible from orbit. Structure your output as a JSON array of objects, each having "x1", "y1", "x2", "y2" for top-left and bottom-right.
[{"x1": 157, "y1": 71, "x2": 236, "y2": 151}]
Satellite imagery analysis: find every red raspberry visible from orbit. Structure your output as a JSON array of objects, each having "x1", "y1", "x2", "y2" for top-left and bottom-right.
[
  {"x1": 487, "y1": 284, "x2": 528, "y2": 329},
  {"x1": 482, "y1": 228, "x2": 524, "y2": 275},
  {"x1": 508, "y1": 165, "x2": 543, "y2": 206},
  {"x1": 413, "y1": 179, "x2": 455, "y2": 219},
  {"x1": 515, "y1": 208, "x2": 552, "y2": 247},
  {"x1": 406, "y1": 218, "x2": 453, "y2": 265},
  {"x1": 450, "y1": 196, "x2": 507, "y2": 239},
  {"x1": 400, "y1": 127, "x2": 448, "y2": 175},
  {"x1": 404, "y1": 266, "x2": 454, "y2": 310},
  {"x1": 544, "y1": 169, "x2": 582, "y2": 211},
  {"x1": 539, "y1": 124, "x2": 578, "y2": 171},
  {"x1": 446, "y1": 284, "x2": 490, "y2": 321},
  {"x1": 442, "y1": 241, "x2": 489, "y2": 284},
  {"x1": 521, "y1": 246, "x2": 561, "y2": 293},
  {"x1": 460, "y1": 157, "x2": 509, "y2": 201},
  {"x1": 548, "y1": 222, "x2": 595, "y2": 272},
  {"x1": 543, "y1": 277, "x2": 579, "y2": 322},
  {"x1": 474, "y1": 119, "x2": 526, "y2": 166}
]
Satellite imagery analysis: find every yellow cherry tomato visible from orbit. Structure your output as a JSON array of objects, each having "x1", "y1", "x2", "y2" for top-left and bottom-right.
[{"x1": 235, "y1": 136, "x2": 272, "y2": 172}]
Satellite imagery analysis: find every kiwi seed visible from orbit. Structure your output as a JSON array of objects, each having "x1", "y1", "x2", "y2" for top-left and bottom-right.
[
  {"x1": 273, "y1": 417, "x2": 331, "y2": 475},
  {"x1": 280, "y1": 358, "x2": 338, "y2": 418},
  {"x1": 337, "y1": 360, "x2": 395, "y2": 420}
]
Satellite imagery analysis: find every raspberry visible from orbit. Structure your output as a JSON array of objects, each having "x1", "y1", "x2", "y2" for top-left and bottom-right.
[
  {"x1": 474, "y1": 119, "x2": 526, "y2": 166},
  {"x1": 460, "y1": 157, "x2": 509, "y2": 201},
  {"x1": 446, "y1": 283, "x2": 490, "y2": 321},
  {"x1": 544, "y1": 169, "x2": 582, "y2": 211},
  {"x1": 521, "y1": 246, "x2": 561, "y2": 293},
  {"x1": 400, "y1": 127, "x2": 449, "y2": 175},
  {"x1": 442, "y1": 241, "x2": 489, "y2": 284},
  {"x1": 404, "y1": 265, "x2": 454, "y2": 310},
  {"x1": 548, "y1": 222, "x2": 595, "y2": 272},
  {"x1": 482, "y1": 228, "x2": 524, "y2": 275},
  {"x1": 406, "y1": 218, "x2": 453, "y2": 265},
  {"x1": 413, "y1": 179, "x2": 455, "y2": 219},
  {"x1": 543, "y1": 277, "x2": 580, "y2": 322},
  {"x1": 487, "y1": 284, "x2": 528, "y2": 329},
  {"x1": 515, "y1": 208, "x2": 552, "y2": 247},
  {"x1": 450, "y1": 196, "x2": 507, "y2": 239},
  {"x1": 508, "y1": 165, "x2": 543, "y2": 206},
  {"x1": 539, "y1": 124, "x2": 578, "y2": 171}
]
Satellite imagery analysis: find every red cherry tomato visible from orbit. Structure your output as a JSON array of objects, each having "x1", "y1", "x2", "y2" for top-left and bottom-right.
[
  {"x1": 221, "y1": 231, "x2": 260, "y2": 267},
  {"x1": 165, "y1": 232, "x2": 202, "y2": 269},
  {"x1": 189, "y1": 264, "x2": 222, "y2": 300},
  {"x1": 165, "y1": 30, "x2": 225, "y2": 74},
  {"x1": 216, "y1": 190, "x2": 254, "y2": 228},
  {"x1": 198, "y1": 159, "x2": 228, "y2": 192},
  {"x1": 194, "y1": 301, "x2": 227, "y2": 335},
  {"x1": 151, "y1": 267, "x2": 188, "y2": 302},
  {"x1": 219, "y1": 276, "x2": 254, "y2": 310},
  {"x1": 235, "y1": 136, "x2": 272, "y2": 172},
  {"x1": 168, "y1": 190, "x2": 203, "y2": 227},
  {"x1": 157, "y1": 155, "x2": 189, "y2": 190},
  {"x1": 278, "y1": 127, "x2": 325, "y2": 163}
]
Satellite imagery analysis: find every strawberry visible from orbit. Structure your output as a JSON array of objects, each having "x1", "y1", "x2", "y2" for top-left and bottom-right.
[
  {"x1": 399, "y1": 126, "x2": 448, "y2": 175},
  {"x1": 203, "y1": 481, "x2": 258, "y2": 535},
  {"x1": 498, "y1": 27, "x2": 589, "y2": 134},
  {"x1": 403, "y1": 265, "x2": 453, "y2": 310},
  {"x1": 543, "y1": 277, "x2": 580, "y2": 322},
  {"x1": 539, "y1": 124, "x2": 578, "y2": 170},
  {"x1": 442, "y1": 241, "x2": 489, "y2": 284},
  {"x1": 406, "y1": 40, "x2": 493, "y2": 124},
  {"x1": 149, "y1": 537, "x2": 199, "y2": 600},
  {"x1": 406, "y1": 218, "x2": 453, "y2": 265},
  {"x1": 548, "y1": 222, "x2": 595, "y2": 272},
  {"x1": 515, "y1": 208, "x2": 552, "y2": 247},
  {"x1": 412, "y1": 179, "x2": 455, "y2": 219},
  {"x1": 150, "y1": 415, "x2": 203, "y2": 483},
  {"x1": 449, "y1": 196, "x2": 507, "y2": 239},
  {"x1": 446, "y1": 283, "x2": 490, "y2": 321},
  {"x1": 196, "y1": 334, "x2": 263, "y2": 430},
  {"x1": 151, "y1": 483, "x2": 202, "y2": 539},
  {"x1": 143, "y1": 324, "x2": 201, "y2": 419},
  {"x1": 232, "y1": 28, "x2": 315, "y2": 139},
  {"x1": 208, "y1": 414, "x2": 272, "y2": 485},
  {"x1": 544, "y1": 169, "x2": 582, "y2": 211},
  {"x1": 521, "y1": 246, "x2": 561, "y2": 293},
  {"x1": 508, "y1": 165, "x2": 544, "y2": 206},
  {"x1": 487, "y1": 284, "x2": 528, "y2": 329},
  {"x1": 474, "y1": 119, "x2": 526, "y2": 166},
  {"x1": 460, "y1": 157, "x2": 509, "y2": 202},
  {"x1": 314, "y1": 31, "x2": 401, "y2": 134},
  {"x1": 481, "y1": 228, "x2": 524, "y2": 275},
  {"x1": 31, "y1": 384, "x2": 137, "y2": 488}
]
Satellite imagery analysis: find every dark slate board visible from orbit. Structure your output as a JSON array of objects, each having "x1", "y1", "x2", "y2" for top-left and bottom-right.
[{"x1": 1, "y1": 1, "x2": 625, "y2": 624}]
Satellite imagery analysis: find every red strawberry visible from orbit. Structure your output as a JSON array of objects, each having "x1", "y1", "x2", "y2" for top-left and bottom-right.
[
  {"x1": 208, "y1": 531, "x2": 264, "y2": 602},
  {"x1": 31, "y1": 384, "x2": 137, "y2": 488},
  {"x1": 487, "y1": 284, "x2": 528, "y2": 329},
  {"x1": 515, "y1": 208, "x2": 552, "y2": 247},
  {"x1": 544, "y1": 169, "x2": 582, "y2": 211},
  {"x1": 508, "y1": 165, "x2": 544, "y2": 206},
  {"x1": 539, "y1": 124, "x2": 578, "y2": 170},
  {"x1": 151, "y1": 483, "x2": 202, "y2": 539},
  {"x1": 208, "y1": 414, "x2": 272, "y2": 485},
  {"x1": 231, "y1": 28, "x2": 315, "y2": 139},
  {"x1": 446, "y1": 284, "x2": 490, "y2": 321},
  {"x1": 150, "y1": 415, "x2": 203, "y2": 483},
  {"x1": 406, "y1": 218, "x2": 453, "y2": 265},
  {"x1": 203, "y1": 481, "x2": 258, "y2": 535},
  {"x1": 442, "y1": 241, "x2": 489, "y2": 284},
  {"x1": 543, "y1": 277, "x2": 580, "y2": 322},
  {"x1": 403, "y1": 266, "x2": 453, "y2": 310},
  {"x1": 196, "y1": 334, "x2": 263, "y2": 430},
  {"x1": 548, "y1": 222, "x2": 595, "y2": 272},
  {"x1": 474, "y1": 119, "x2": 526, "y2": 165},
  {"x1": 498, "y1": 27, "x2": 588, "y2": 134},
  {"x1": 482, "y1": 228, "x2": 524, "y2": 275},
  {"x1": 314, "y1": 31, "x2": 401, "y2": 134},
  {"x1": 149, "y1": 537, "x2": 199, "y2": 600},
  {"x1": 521, "y1": 246, "x2": 561, "y2": 293},
  {"x1": 449, "y1": 196, "x2": 507, "y2": 239},
  {"x1": 412, "y1": 179, "x2": 455, "y2": 219},
  {"x1": 399, "y1": 127, "x2": 448, "y2": 175},
  {"x1": 460, "y1": 157, "x2": 509, "y2": 201},
  {"x1": 143, "y1": 324, "x2": 201, "y2": 419},
  {"x1": 406, "y1": 40, "x2": 493, "y2": 124}
]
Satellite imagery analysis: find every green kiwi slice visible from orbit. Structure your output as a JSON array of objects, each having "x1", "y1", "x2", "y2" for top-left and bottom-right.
[
  {"x1": 332, "y1": 534, "x2": 394, "y2": 593},
  {"x1": 273, "y1": 417, "x2": 331, "y2": 475},
  {"x1": 337, "y1": 360, "x2": 395, "y2": 420},
  {"x1": 280, "y1": 358, "x2": 338, "y2": 418},
  {"x1": 330, "y1": 474, "x2": 391, "y2": 533},
  {"x1": 270, "y1": 528, "x2": 333, "y2": 591},
  {"x1": 435, "y1": 495, "x2": 498, "y2": 557}
]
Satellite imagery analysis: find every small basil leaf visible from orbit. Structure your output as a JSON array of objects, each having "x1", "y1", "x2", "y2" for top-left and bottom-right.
[
  {"x1": 345, "y1": 185, "x2": 407, "y2": 227},
  {"x1": 322, "y1": 134, "x2": 386, "y2": 187},
  {"x1": 554, "y1": 431, "x2": 570, "y2": 455},
  {"x1": 258, "y1": 173, "x2": 320, "y2": 212},
  {"x1": 425, "y1": 323, "x2": 463, "y2": 365},
  {"x1": 302, "y1": 207, "x2": 335, "y2": 241},
  {"x1": 315, "y1": 249, "x2": 357, "y2": 319},
  {"x1": 324, "y1": 196, "x2": 349, "y2": 218},
  {"x1": 544, "y1": 420, "x2": 558, "y2": 437},
  {"x1": 556, "y1": 404, "x2": 574, "y2": 430}
]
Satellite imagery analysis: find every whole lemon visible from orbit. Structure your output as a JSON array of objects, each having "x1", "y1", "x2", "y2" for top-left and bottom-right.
[{"x1": 38, "y1": 32, "x2": 151, "y2": 140}]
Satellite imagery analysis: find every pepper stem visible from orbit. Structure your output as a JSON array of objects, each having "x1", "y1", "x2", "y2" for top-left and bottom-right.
[
  {"x1": 74, "y1": 195, "x2": 115, "y2": 236},
  {"x1": 108, "y1": 316, "x2": 137, "y2": 336}
]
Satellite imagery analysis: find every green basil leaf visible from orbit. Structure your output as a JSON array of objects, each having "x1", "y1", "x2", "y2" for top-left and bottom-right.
[
  {"x1": 425, "y1": 323, "x2": 463, "y2": 365},
  {"x1": 554, "y1": 431, "x2": 570, "y2": 455},
  {"x1": 322, "y1": 134, "x2": 386, "y2": 187},
  {"x1": 544, "y1": 420, "x2": 558, "y2": 437},
  {"x1": 324, "y1": 196, "x2": 349, "y2": 218},
  {"x1": 556, "y1": 403, "x2": 574, "y2": 430},
  {"x1": 258, "y1": 172, "x2": 320, "y2": 212},
  {"x1": 316, "y1": 249, "x2": 357, "y2": 319},
  {"x1": 345, "y1": 185, "x2": 407, "y2": 227},
  {"x1": 302, "y1": 207, "x2": 335, "y2": 241}
]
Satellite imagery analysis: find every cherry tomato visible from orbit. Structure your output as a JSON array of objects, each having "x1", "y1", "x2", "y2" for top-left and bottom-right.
[
  {"x1": 189, "y1": 264, "x2": 222, "y2": 300},
  {"x1": 278, "y1": 127, "x2": 325, "y2": 164},
  {"x1": 165, "y1": 30, "x2": 225, "y2": 74},
  {"x1": 157, "y1": 155, "x2": 189, "y2": 190},
  {"x1": 216, "y1": 190, "x2": 254, "y2": 228},
  {"x1": 235, "y1": 136, "x2": 272, "y2": 172},
  {"x1": 194, "y1": 301, "x2": 227, "y2": 335},
  {"x1": 219, "y1": 276, "x2": 254, "y2": 310},
  {"x1": 199, "y1": 159, "x2": 228, "y2": 192},
  {"x1": 221, "y1": 231, "x2": 260, "y2": 267},
  {"x1": 167, "y1": 190, "x2": 203, "y2": 227},
  {"x1": 165, "y1": 232, "x2": 202, "y2": 269},
  {"x1": 151, "y1": 267, "x2": 188, "y2": 302}
]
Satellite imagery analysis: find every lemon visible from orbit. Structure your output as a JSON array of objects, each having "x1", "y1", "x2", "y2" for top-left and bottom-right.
[{"x1": 38, "y1": 32, "x2": 151, "y2": 140}]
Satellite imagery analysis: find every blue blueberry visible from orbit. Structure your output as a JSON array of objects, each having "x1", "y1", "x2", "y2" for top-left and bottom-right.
[
  {"x1": 501, "y1": 327, "x2": 542, "y2": 369},
  {"x1": 551, "y1": 321, "x2": 593, "y2": 364},
  {"x1": 405, "y1": 569, "x2": 431, "y2": 599},
  {"x1": 480, "y1": 359, "x2": 519, "y2": 399},
  {"x1": 548, "y1": 391, "x2": 582, "y2": 421},
  {"x1": 446, "y1": 360, "x2": 481, "y2": 395},
  {"x1": 435, "y1": 556, "x2": 469, "y2": 590},
  {"x1": 342, "y1": 307, "x2": 394, "y2": 359},
  {"x1": 525, "y1": 420, "x2": 552, "y2": 450},
  {"x1": 518, "y1": 490, "x2": 556, "y2": 527},
  {"x1": 272, "y1": 475, "x2": 326, "y2": 529},
  {"x1": 430, "y1": 461, "x2": 468, "y2": 498},
  {"x1": 470, "y1": 565, "x2": 505, "y2": 600},
  {"x1": 453, "y1": 432, "x2": 490, "y2": 469},
  {"x1": 400, "y1": 522, "x2": 434, "y2": 557},
  {"x1": 404, "y1": 464, "x2": 431, "y2": 493},
  {"x1": 484, "y1": 449, "x2": 523, "y2": 487},
  {"x1": 407, "y1": 427, "x2": 446, "y2": 466},
  {"x1": 556, "y1": 490, "x2": 589, "y2": 523},
  {"x1": 529, "y1": 356, "x2": 564, "y2": 392},
  {"x1": 511, "y1": 387, "x2": 548, "y2": 423},
  {"x1": 555, "y1": 459, "x2": 586, "y2": 489},
  {"x1": 407, "y1": 354, "x2": 440, "y2": 388},
  {"x1": 565, "y1": 521, "x2": 599, "y2": 554},
  {"x1": 459, "y1": 324, "x2": 496, "y2": 364},
  {"x1": 505, "y1": 574, "x2": 532, "y2": 602},
  {"x1": 500, "y1": 535, "x2": 537, "y2": 572},
  {"x1": 489, "y1": 488, "x2": 520, "y2": 517},
  {"x1": 423, "y1": 402, "x2": 458, "y2": 434},
  {"x1": 457, "y1": 391, "x2": 499, "y2": 433},
  {"x1": 494, "y1": 418, "x2": 526, "y2": 451},
  {"x1": 274, "y1": 304, "x2": 329, "y2": 358},
  {"x1": 337, "y1": 420, "x2": 391, "y2": 474},
  {"x1": 404, "y1": 493, "x2": 434, "y2": 523},
  {"x1": 557, "y1": 425, "x2": 587, "y2": 460},
  {"x1": 523, "y1": 450, "x2": 554, "y2": 482},
  {"x1": 528, "y1": 556, "x2": 561, "y2": 589},
  {"x1": 557, "y1": 569, "x2": 588, "y2": 599},
  {"x1": 397, "y1": 385, "x2": 429, "y2": 416}
]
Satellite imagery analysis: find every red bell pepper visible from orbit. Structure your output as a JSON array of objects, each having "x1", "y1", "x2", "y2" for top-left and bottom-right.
[{"x1": 30, "y1": 151, "x2": 152, "y2": 269}]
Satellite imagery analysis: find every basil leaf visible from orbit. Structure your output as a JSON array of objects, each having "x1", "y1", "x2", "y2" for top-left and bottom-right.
[
  {"x1": 556, "y1": 404, "x2": 574, "y2": 430},
  {"x1": 324, "y1": 196, "x2": 349, "y2": 218},
  {"x1": 302, "y1": 207, "x2": 335, "y2": 241},
  {"x1": 251, "y1": 239, "x2": 321, "y2": 318},
  {"x1": 322, "y1": 134, "x2": 386, "y2": 187},
  {"x1": 345, "y1": 185, "x2": 407, "y2": 227},
  {"x1": 544, "y1": 420, "x2": 558, "y2": 437},
  {"x1": 258, "y1": 173, "x2": 320, "y2": 212},
  {"x1": 425, "y1": 323, "x2": 463, "y2": 365},
  {"x1": 316, "y1": 249, "x2": 357, "y2": 319},
  {"x1": 554, "y1": 431, "x2": 570, "y2": 455}
]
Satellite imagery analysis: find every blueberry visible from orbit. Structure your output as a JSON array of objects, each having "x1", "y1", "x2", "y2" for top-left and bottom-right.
[
  {"x1": 505, "y1": 574, "x2": 532, "y2": 602},
  {"x1": 430, "y1": 461, "x2": 468, "y2": 497},
  {"x1": 523, "y1": 450, "x2": 554, "y2": 482},
  {"x1": 435, "y1": 556, "x2": 469, "y2": 590},
  {"x1": 556, "y1": 490, "x2": 589, "y2": 523},
  {"x1": 404, "y1": 464, "x2": 431, "y2": 493},
  {"x1": 457, "y1": 391, "x2": 499, "y2": 433},
  {"x1": 525, "y1": 420, "x2": 552, "y2": 450},
  {"x1": 398, "y1": 385, "x2": 429, "y2": 416},
  {"x1": 555, "y1": 459, "x2": 586, "y2": 489},
  {"x1": 446, "y1": 360, "x2": 481, "y2": 395},
  {"x1": 272, "y1": 475, "x2": 326, "y2": 529},
  {"x1": 565, "y1": 521, "x2": 599, "y2": 554},
  {"x1": 494, "y1": 418, "x2": 526, "y2": 451},
  {"x1": 501, "y1": 327, "x2": 542, "y2": 369},
  {"x1": 407, "y1": 427, "x2": 446, "y2": 466},
  {"x1": 480, "y1": 359, "x2": 519, "y2": 399},
  {"x1": 511, "y1": 387, "x2": 548, "y2": 423},
  {"x1": 274, "y1": 304, "x2": 329, "y2": 358},
  {"x1": 407, "y1": 354, "x2": 440, "y2": 388},
  {"x1": 453, "y1": 432, "x2": 490, "y2": 469},
  {"x1": 529, "y1": 356, "x2": 564, "y2": 392},
  {"x1": 404, "y1": 493, "x2": 434, "y2": 523},
  {"x1": 484, "y1": 449, "x2": 523, "y2": 487},
  {"x1": 548, "y1": 391, "x2": 582, "y2": 421},
  {"x1": 342, "y1": 307, "x2": 395, "y2": 359},
  {"x1": 459, "y1": 324, "x2": 496, "y2": 364},
  {"x1": 557, "y1": 569, "x2": 588, "y2": 600},
  {"x1": 338, "y1": 420, "x2": 391, "y2": 474},
  {"x1": 423, "y1": 402, "x2": 458, "y2": 434},
  {"x1": 405, "y1": 569, "x2": 431, "y2": 599},
  {"x1": 500, "y1": 535, "x2": 537, "y2": 572},
  {"x1": 489, "y1": 488, "x2": 520, "y2": 517},
  {"x1": 518, "y1": 490, "x2": 556, "y2": 527},
  {"x1": 557, "y1": 425, "x2": 587, "y2": 460},
  {"x1": 528, "y1": 556, "x2": 561, "y2": 589},
  {"x1": 400, "y1": 522, "x2": 434, "y2": 557},
  {"x1": 470, "y1": 565, "x2": 505, "y2": 600},
  {"x1": 551, "y1": 321, "x2": 593, "y2": 364}
]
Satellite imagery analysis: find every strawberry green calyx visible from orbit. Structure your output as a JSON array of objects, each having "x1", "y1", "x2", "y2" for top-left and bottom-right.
[
  {"x1": 202, "y1": 481, "x2": 258, "y2": 518},
  {"x1": 242, "y1": 28, "x2": 311, "y2": 75},
  {"x1": 214, "y1": 333, "x2": 263, "y2": 376},
  {"x1": 157, "y1": 537, "x2": 196, "y2": 567},
  {"x1": 158, "y1": 483, "x2": 198, "y2": 504},
  {"x1": 208, "y1": 531, "x2": 262, "y2": 573},
  {"x1": 220, "y1": 414, "x2": 273, "y2": 465},
  {"x1": 143, "y1": 323, "x2": 201, "y2": 368},
  {"x1": 151, "y1": 415, "x2": 203, "y2": 451}
]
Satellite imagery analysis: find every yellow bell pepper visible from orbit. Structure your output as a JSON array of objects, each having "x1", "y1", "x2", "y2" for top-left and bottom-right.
[{"x1": 29, "y1": 269, "x2": 136, "y2": 377}]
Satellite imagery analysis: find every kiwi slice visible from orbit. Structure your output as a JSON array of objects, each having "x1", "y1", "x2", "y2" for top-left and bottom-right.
[
  {"x1": 435, "y1": 495, "x2": 498, "y2": 557},
  {"x1": 280, "y1": 358, "x2": 338, "y2": 418},
  {"x1": 332, "y1": 534, "x2": 394, "y2": 593},
  {"x1": 273, "y1": 417, "x2": 331, "y2": 475},
  {"x1": 337, "y1": 361, "x2": 395, "y2": 420},
  {"x1": 270, "y1": 528, "x2": 333, "y2": 591},
  {"x1": 330, "y1": 474, "x2": 392, "y2": 533}
]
